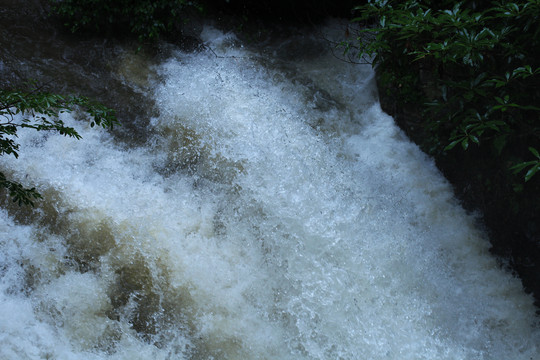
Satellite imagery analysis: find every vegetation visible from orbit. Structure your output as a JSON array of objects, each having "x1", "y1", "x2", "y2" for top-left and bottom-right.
[
  {"x1": 349, "y1": 0, "x2": 540, "y2": 179},
  {"x1": 346, "y1": 0, "x2": 540, "y2": 301},
  {"x1": 0, "y1": 83, "x2": 117, "y2": 206},
  {"x1": 49, "y1": 0, "x2": 202, "y2": 42}
]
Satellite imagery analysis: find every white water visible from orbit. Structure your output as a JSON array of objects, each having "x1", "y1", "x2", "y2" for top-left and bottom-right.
[{"x1": 1, "y1": 24, "x2": 539, "y2": 359}]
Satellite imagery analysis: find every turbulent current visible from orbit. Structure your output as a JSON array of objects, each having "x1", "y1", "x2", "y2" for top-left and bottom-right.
[{"x1": 1, "y1": 22, "x2": 539, "y2": 359}]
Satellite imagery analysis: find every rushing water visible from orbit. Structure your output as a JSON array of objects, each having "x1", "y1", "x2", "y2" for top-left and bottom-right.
[{"x1": 0, "y1": 17, "x2": 539, "y2": 359}]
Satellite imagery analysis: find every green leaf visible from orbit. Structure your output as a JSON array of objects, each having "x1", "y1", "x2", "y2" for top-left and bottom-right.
[
  {"x1": 444, "y1": 139, "x2": 461, "y2": 151},
  {"x1": 510, "y1": 161, "x2": 536, "y2": 173},
  {"x1": 529, "y1": 147, "x2": 540, "y2": 159},
  {"x1": 525, "y1": 164, "x2": 539, "y2": 182},
  {"x1": 461, "y1": 138, "x2": 469, "y2": 150}
]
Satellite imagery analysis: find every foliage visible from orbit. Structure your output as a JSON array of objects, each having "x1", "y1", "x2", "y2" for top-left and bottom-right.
[
  {"x1": 0, "y1": 83, "x2": 117, "y2": 206},
  {"x1": 348, "y1": 0, "x2": 540, "y2": 182},
  {"x1": 49, "y1": 0, "x2": 202, "y2": 42},
  {"x1": 511, "y1": 147, "x2": 540, "y2": 182}
]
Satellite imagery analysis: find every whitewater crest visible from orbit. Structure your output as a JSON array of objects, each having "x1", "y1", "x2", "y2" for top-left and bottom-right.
[{"x1": 0, "y1": 24, "x2": 539, "y2": 359}]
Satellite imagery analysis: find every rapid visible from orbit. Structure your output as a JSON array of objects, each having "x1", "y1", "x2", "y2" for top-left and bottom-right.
[{"x1": 0, "y1": 8, "x2": 538, "y2": 360}]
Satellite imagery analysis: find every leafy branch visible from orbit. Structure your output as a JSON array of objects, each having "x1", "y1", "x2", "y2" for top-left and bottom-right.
[
  {"x1": 347, "y1": 0, "x2": 540, "y2": 182},
  {"x1": 0, "y1": 84, "x2": 117, "y2": 206},
  {"x1": 511, "y1": 147, "x2": 540, "y2": 182}
]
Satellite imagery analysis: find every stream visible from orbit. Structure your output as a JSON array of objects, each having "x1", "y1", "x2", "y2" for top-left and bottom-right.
[{"x1": 0, "y1": 2, "x2": 539, "y2": 359}]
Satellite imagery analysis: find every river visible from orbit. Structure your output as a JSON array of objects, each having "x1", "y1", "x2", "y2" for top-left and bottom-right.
[{"x1": 0, "y1": 2, "x2": 539, "y2": 359}]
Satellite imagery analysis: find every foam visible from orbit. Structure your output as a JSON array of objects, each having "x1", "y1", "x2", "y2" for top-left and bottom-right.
[{"x1": 0, "y1": 23, "x2": 538, "y2": 359}]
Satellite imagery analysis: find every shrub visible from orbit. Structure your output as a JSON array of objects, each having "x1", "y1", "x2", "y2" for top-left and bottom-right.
[
  {"x1": 348, "y1": 0, "x2": 540, "y2": 182},
  {"x1": 49, "y1": 0, "x2": 201, "y2": 42}
]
